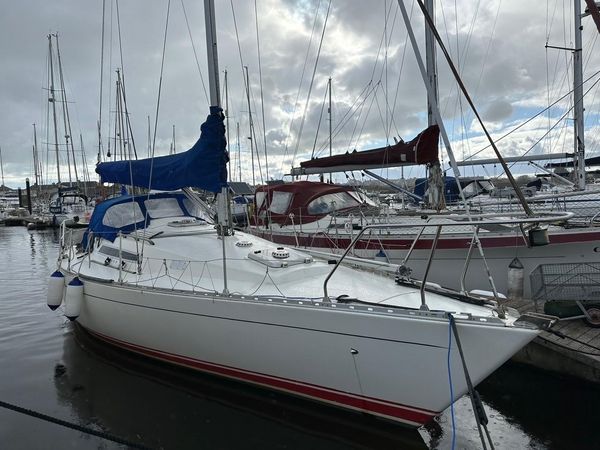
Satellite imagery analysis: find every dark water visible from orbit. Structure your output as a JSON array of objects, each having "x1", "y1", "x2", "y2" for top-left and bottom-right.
[{"x1": 1, "y1": 226, "x2": 599, "y2": 449}]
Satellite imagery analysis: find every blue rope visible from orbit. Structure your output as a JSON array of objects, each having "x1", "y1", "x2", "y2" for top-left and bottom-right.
[{"x1": 447, "y1": 314, "x2": 456, "y2": 450}]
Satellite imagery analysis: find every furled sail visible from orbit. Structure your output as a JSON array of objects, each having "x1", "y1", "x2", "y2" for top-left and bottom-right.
[
  {"x1": 96, "y1": 107, "x2": 228, "y2": 192},
  {"x1": 290, "y1": 124, "x2": 439, "y2": 175}
]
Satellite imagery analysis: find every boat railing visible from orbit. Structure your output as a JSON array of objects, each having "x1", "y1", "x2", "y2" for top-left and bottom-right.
[
  {"x1": 589, "y1": 210, "x2": 600, "y2": 227},
  {"x1": 322, "y1": 211, "x2": 574, "y2": 311},
  {"x1": 82, "y1": 244, "x2": 309, "y2": 297},
  {"x1": 467, "y1": 188, "x2": 600, "y2": 221},
  {"x1": 60, "y1": 211, "x2": 573, "y2": 308},
  {"x1": 59, "y1": 221, "x2": 80, "y2": 272}
]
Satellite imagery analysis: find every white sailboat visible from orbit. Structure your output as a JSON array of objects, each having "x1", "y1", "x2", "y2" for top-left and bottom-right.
[
  {"x1": 455, "y1": 0, "x2": 600, "y2": 220},
  {"x1": 35, "y1": 33, "x2": 94, "y2": 229},
  {"x1": 48, "y1": 0, "x2": 554, "y2": 428},
  {"x1": 249, "y1": 0, "x2": 600, "y2": 302}
]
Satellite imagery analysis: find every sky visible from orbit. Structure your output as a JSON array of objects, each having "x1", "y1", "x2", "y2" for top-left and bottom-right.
[{"x1": 1, "y1": 0, "x2": 600, "y2": 189}]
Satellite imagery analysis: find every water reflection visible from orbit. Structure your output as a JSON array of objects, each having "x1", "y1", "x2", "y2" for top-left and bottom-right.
[
  {"x1": 27, "y1": 228, "x2": 59, "y2": 267},
  {"x1": 57, "y1": 325, "x2": 427, "y2": 449},
  {"x1": 478, "y1": 363, "x2": 600, "y2": 450},
  {"x1": 3, "y1": 226, "x2": 597, "y2": 449}
]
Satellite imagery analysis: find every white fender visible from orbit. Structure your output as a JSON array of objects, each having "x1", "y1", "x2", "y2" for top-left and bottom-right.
[
  {"x1": 47, "y1": 271, "x2": 65, "y2": 310},
  {"x1": 65, "y1": 277, "x2": 84, "y2": 321},
  {"x1": 507, "y1": 257, "x2": 524, "y2": 301}
]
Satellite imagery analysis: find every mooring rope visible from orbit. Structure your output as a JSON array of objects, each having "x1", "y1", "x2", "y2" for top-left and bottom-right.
[
  {"x1": 0, "y1": 399, "x2": 151, "y2": 449},
  {"x1": 447, "y1": 315, "x2": 456, "y2": 450},
  {"x1": 448, "y1": 313, "x2": 495, "y2": 450},
  {"x1": 544, "y1": 328, "x2": 600, "y2": 354}
]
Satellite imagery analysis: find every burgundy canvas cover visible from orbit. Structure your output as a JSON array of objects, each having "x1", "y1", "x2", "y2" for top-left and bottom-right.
[
  {"x1": 299, "y1": 125, "x2": 439, "y2": 172},
  {"x1": 252, "y1": 181, "x2": 357, "y2": 226}
]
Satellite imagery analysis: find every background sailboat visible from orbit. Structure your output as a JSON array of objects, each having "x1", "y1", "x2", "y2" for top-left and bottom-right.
[{"x1": 248, "y1": 0, "x2": 600, "y2": 304}]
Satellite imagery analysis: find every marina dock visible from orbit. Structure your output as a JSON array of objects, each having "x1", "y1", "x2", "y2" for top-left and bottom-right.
[{"x1": 509, "y1": 296, "x2": 600, "y2": 383}]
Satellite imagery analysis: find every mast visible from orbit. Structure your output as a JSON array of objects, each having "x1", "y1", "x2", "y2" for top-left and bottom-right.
[
  {"x1": 79, "y1": 133, "x2": 89, "y2": 197},
  {"x1": 425, "y1": 0, "x2": 437, "y2": 128},
  {"x1": 422, "y1": 0, "x2": 445, "y2": 210},
  {"x1": 98, "y1": 0, "x2": 106, "y2": 164},
  {"x1": 204, "y1": 0, "x2": 230, "y2": 295},
  {"x1": 147, "y1": 115, "x2": 151, "y2": 158},
  {"x1": 407, "y1": 0, "x2": 533, "y2": 216},
  {"x1": 0, "y1": 145, "x2": 4, "y2": 188},
  {"x1": 115, "y1": 70, "x2": 126, "y2": 159},
  {"x1": 328, "y1": 77, "x2": 332, "y2": 183},
  {"x1": 245, "y1": 66, "x2": 256, "y2": 187},
  {"x1": 237, "y1": 122, "x2": 241, "y2": 182},
  {"x1": 397, "y1": 2, "x2": 463, "y2": 200},
  {"x1": 204, "y1": 0, "x2": 221, "y2": 108},
  {"x1": 48, "y1": 34, "x2": 62, "y2": 186},
  {"x1": 170, "y1": 124, "x2": 176, "y2": 155},
  {"x1": 574, "y1": 0, "x2": 586, "y2": 190},
  {"x1": 55, "y1": 33, "x2": 79, "y2": 188},
  {"x1": 33, "y1": 124, "x2": 41, "y2": 192},
  {"x1": 224, "y1": 69, "x2": 230, "y2": 180}
]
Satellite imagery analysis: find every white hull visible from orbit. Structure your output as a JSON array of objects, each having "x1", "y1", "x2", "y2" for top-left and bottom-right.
[
  {"x1": 65, "y1": 274, "x2": 537, "y2": 426},
  {"x1": 55, "y1": 191, "x2": 544, "y2": 427}
]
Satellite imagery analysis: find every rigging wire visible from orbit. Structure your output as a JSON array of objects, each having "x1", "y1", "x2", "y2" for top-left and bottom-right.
[
  {"x1": 381, "y1": 3, "x2": 403, "y2": 145},
  {"x1": 139, "y1": 0, "x2": 171, "y2": 261},
  {"x1": 279, "y1": 0, "x2": 324, "y2": 177},
  {"x1": 546, "y1": 1, "x2": 571, "y2": 158},
  {"x1": 415, "y1": 0, "x2": 533, "y2": 215},
  {"x1": 384, "y1": 0, "x2": 389, "y2": 144},
  {"x1": 447, "y1": 318, "x2": 456, "y2": 450},
  {"x1": 545, "y1": 1, "x2": 550, "y2": 158},
  {"x1": 230, "y1": 0, "x2": 263, "y2": 182},
  {"x1": 115, "y1": 0, "x2": 137, "y2": 159},
  {"x1": 254, "y1": 0, "x2": 269, "y2": 180},
  {"x1": 494, "y1": 75, "x2": 600, "y2": 179},
  {"x1": 250, "y1": 87, "x2": 266, "y2": 184},
  {"x1": 363, "y1": 0, "x2": 397, "y2": 128},
  {"x1": 44, "y1": 49, "x2": 51, "y2": 185},
  {"x1": 346, "y1": 82, "x2": 379, "y2": 153},
  {"x1": 290, "y1": 0, "x2": 332, "y2": 170},
  {"x1": 464, "y1": 69, "x2": 600, "y2": 162},
  {"x1": 314, "y1": 82, "x2": 375, "y2": 156},
  {"x1": 181, "y1": 0, "x2": 209, "y2": 105},
  {"x1": 325, "y1": 2, "x2": 399, "y2": 160},
  {"x1": 581, "y1": 18, "x2": 600, "y2": 156},
  {"x1": 310, "y1": 86, "x2": 329, "y2": 159},
  {"x1": 350, "y1": 87, "x2": 380, "y2": 153},
  {"x1": 389, "y1": 1, "x2": 414, "y2": 140},
  {"x1": 248, "y1": 79, "x2": 266, "y2": 183},
  {"x1": 55, "y1": 34, "x2": 79, "y2": 186},
  {"x1": 453, "y1": 0, "x2": 486, "y2": 174},
  {"x1": 151, "y1": 0, "x2": 171, "y2": 159},
  {"x1": 308, "y1": 0, "x2": 405, "y2": 162}
]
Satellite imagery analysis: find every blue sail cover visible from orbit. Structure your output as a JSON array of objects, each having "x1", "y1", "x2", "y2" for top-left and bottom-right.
[{"x1": 96, "y1": 107, "x2": 228, "y2": 192}]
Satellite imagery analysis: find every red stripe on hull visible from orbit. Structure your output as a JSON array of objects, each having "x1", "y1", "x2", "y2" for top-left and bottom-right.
[
  {"x1": 84, "y1": 327, "x2": 437, "y2": 426},
  {"x1": 250, "y1": 229, "x2": 600, "y2": 251}
]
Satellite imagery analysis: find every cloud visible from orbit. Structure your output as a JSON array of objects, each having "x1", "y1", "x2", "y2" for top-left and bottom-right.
[
  {"x1": 482, "y1": 99, "x2": 513, "y2": 123},
  {"x1": 0, "y1": 0, "x2": 597, "y2": 187}
]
